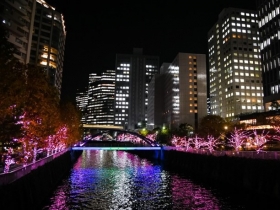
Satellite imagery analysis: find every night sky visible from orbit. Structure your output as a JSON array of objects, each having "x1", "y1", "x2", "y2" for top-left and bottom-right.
[{"x1": 46, "y1": 0, "x2": 257, "y2": 103}]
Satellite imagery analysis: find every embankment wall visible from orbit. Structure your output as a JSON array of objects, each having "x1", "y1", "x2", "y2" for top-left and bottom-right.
[
  {"x1": 0, "y1": 150, "x2": 82, "y2": 210},
  {"x1": 130, "y1": 149, "x2": 280, "y2": 200}
]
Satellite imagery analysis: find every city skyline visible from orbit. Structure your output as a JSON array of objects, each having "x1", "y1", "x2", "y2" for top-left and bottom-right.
[{"x1": 45, "y1": 0, "x2": 257, "y2": 103}]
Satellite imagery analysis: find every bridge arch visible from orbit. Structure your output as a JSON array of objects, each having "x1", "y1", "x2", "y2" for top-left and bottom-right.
[{"x1": 83, "y1": 127, "x2": 159, "y2": 147}]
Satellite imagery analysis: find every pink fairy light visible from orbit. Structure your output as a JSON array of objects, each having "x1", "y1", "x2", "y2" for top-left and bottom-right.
[
  {"x1": 227, "y1": 128, "x2": 250, "y2": 153},
  {"x1": 3, "y1": 148, "x2": 15, "y2": 173},
  {"x1": 205, "y1": 135, "x2": 220, "y2": 153}
]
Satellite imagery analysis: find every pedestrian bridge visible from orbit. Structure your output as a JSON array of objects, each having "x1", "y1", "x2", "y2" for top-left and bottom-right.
[
  {"x1": 73, "y1": 124, "x2": 161, "y2": 150},
  {"x1": 71, "y1": 140, "x2": 162, "y2": 151}
]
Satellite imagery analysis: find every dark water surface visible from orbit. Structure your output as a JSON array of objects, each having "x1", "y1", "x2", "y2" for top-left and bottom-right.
[{"x1": 41, "y1": 150, "x2": 275, "y2": 210}]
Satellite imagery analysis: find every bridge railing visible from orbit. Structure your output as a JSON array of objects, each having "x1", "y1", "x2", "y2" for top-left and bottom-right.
[
  {"x1": 0, "y1": 149, "x2": 68, "y2": 186},
  {"x1": 164, "y1": 146, "x2": 280, "y2": 160}
]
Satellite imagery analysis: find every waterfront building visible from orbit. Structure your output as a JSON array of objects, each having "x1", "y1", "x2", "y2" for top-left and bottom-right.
[
  {"x1": 114, "y1": 48, "x2": 159, "y2": 130},
  {"x1": 86, "y1": 70, "x2": 115, "y2": 125},
  {"x1": 0, "y1": 0, "x2": 66, "y2": 96},
  {"x1": 257, "y1": 0, "x2": 280, "y2": 111},
  {"x1": 0, "y1": 0, "x2": 34, "y2": 63},
  {"x1": 30, "y1": 0, "x2": 66, "y2": 96},
  {"x1": 208, "y1": 7, "x2": 264, "y2": 119}
]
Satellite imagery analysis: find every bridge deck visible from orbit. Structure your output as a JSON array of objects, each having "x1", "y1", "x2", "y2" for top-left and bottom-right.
[{"x1": 72, "y1": 140, "x2": 162, "y2": 150}]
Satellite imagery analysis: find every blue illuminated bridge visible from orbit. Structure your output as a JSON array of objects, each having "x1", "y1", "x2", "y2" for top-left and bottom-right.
[{"x1": 71, "y1": 124, "x2": 161, "y2": 151}]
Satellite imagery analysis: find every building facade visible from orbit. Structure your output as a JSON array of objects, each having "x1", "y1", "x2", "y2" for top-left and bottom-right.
[
  {"x1": 147, "y1": 63, "x2": 170, "y2": 130},
  {"x1": 208, "y1": 8, "x2": 264, "y2": 120},
  {"x1": 1, "y1": 0, "x2": 35, "y2": 63},
  {"x1": 1, "y1": 0, "x2": 66, "y2": 96},
  {"x1": 86, "y1": 70, "x2": 115, "y2": 125},
  {"x1": 114, "y1": 48, "x2": 159, "y2": 130},
  {"x1": 76, "y1": 86, "x2": 88, "y2": 124},
  {"x1": 164, "y1": 53, "x2": 208, "y2": 130},
  {"x1": 30, "y1": 0, "x2": 66, "y2": 95},
  {"x1": 257, "y1": 0, "x2": 280, "y2": 111}
]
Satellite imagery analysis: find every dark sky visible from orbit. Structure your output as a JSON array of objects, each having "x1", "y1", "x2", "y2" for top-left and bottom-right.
[{"x1": 46, "y1": 0, "x2": 257, "y2": 103}]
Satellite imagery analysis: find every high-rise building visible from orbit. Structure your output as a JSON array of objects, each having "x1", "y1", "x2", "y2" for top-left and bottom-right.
[
  {"x1": 76, "y1": 87, "x2": 88, "y2": 124},
  {"x1": 208, "y1": 8, "x2": 264, "y2": 120},
  {"x1": 1, "y1": 0, "x2": 35, "y2": 63},
  {"x1": 30, "y1": 0, "x2": 66, "y2": 95},
  {"x1": 147, "y1": 63, "x2": 170, "y2": 130},
  {"x1": 257, "y1": 0, "x2": 280, "y2": 111},
  {"x1": 164, "y1": 53, "x2": 208, "y2": 130},
  {"x1": 114, "y1": 48, "x2": 159, "y2": 130},
  {"x1": 86, "y1": 70, "x2": 115, "y2": 125},
  {"x1": 0, "y1": 0, "x2": 66, "y2": 96}
]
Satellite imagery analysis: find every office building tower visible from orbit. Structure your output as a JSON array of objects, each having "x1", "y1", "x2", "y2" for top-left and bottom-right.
[
  {"x1": 86, "y1": 70, "x2": 115, "y2": 125},
  {"x1": 208, "y1": 8, "x2": 263, "y2": 119},
  {"x1": 164, "y1": 53, "x2": 207, "y2": 130},
  {"x1": 147, "y1": 63, "x2": 170, "y2": 130},
  {"x1": 1, "y1": 0, "x2": 66, "y2": 96},
  {"x1": 114, "y1": 48, "x2": 159, "y2": 130},
  {"x1": 76, "y1": 87, "x2": 88, "y2": 124},
  {"x1": 257, "y1": 0, "x2": 280, "y2": 111}
]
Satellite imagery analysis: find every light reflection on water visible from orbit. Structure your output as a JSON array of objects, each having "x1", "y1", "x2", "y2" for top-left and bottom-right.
[{"x1": 42, "y1": 150, "x2": 244, "y2": 210}]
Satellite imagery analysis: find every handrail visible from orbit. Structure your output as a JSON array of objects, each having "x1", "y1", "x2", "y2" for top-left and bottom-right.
[{"x1": 0, "y1": 149, "x2": 68, "y2": 186}]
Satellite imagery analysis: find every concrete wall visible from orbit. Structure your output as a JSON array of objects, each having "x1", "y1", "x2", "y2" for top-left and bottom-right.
[
  {"x1": 0, "y1": 150, "x2": 82, "y2": 210},
  {"x1": 130, "y1": 149, "x2": 280, "y2": 200}
]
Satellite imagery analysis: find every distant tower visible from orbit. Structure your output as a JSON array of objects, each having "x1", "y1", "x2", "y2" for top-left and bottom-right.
[
  {"x1": 114, "y1": 48, "x2": 159, "y2": 130},
  {"x1": 86, "y1": 70, "x2": 115, "y2": 125},
  {"x1": 257, "y1": 0, "x2": 280, "y2": 111},
  {"x1": 208, "y1": 8, "x2": 263, "y2": 119},
  {"x1": 76, "y1": 86, "x2": 88, "y2": 124},
  {"x1": 147, "y1": 63, "x2": 170, "y2": 130},
  {"x1": 164, "y1": 53, "x2": 208, "y2": 130}
]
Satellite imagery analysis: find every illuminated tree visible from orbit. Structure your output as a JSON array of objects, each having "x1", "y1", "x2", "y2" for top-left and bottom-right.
[
  {"x1": 205, "y1": 135, "x2": 220, "y2": 153},
  {"x1": 3, "y1": 148, "x2": 15, "y2": 173},
  {"x1": 139, "y1": 128, "x2": 149, "y2": 136},
  {"x1": 146, "y1": 133, "x2": 157, "y2": 141},
  {"x1": 18, "y1": 65, "x2": 61, "y2": 161},
  {"x1": 253, "y1": 129, "x2": 269, "y2": 148},
  {"x1": 192, "y1": 135, "x2": 204, "y2": 150},
  {"x1": 227, "y1": 128, "x2": 249, "y2": 152},
  {"x1": 59, "y1": 101, "x2": 82, "y2": 147},
  {"x1": 0, "y1": 62, "x2": 26, "y2": 153}
]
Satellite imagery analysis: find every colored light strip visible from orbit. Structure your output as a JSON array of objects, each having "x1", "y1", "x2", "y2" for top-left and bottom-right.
[{"x1": 72, "y1": 147, "x2": 162, "y2": 150}]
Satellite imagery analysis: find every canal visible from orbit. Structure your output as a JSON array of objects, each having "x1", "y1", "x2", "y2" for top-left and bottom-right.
[{"x1": 41, "y1": 150, "x2": 279, "y2": 210}]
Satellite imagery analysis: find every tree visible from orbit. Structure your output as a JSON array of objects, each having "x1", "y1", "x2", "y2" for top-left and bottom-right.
[
  {"x1": 60, "y1": 101, "x2": 82, "y2": 147},
  {"x1": 0, "y1": 62, "x2": 26, "y2": 153},
  {"x1": 156, "y1": 125, "x2": 170, "y2": 145},
  {"x1": 227, "y1": 128, "x2": 250, "y2": 152},
  {"x1": 18, "y1": 64, "x2": 61, "y2": 161},
  {"x1": 198, "y1": 115, "x2": 226, "y2": 138},
  {"x1": 178, "y1": 123, "x2": 194, "y2": 137},
  {"x1": 270, "y1": 100, "x2": 280, "y2": 111}
]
